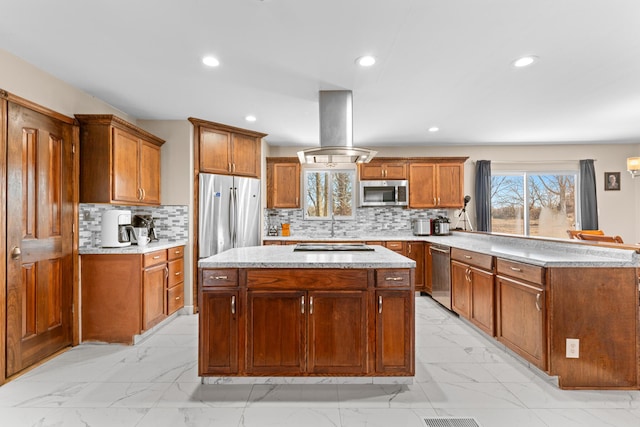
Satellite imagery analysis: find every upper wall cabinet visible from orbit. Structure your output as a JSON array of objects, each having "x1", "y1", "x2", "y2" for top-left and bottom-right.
[
  {"x1": 76, "y1": 114, "x2": 165, "y2": 206},
  {"x1": 359, "y1": 160, "x2": 407, "y2": 180},
  {"x1": 408, "y1": 158, "x2": 467, "y2": 209},
  {"x1": 189, "y1": 118, "x2": 267, "y2": 179},
  {"x1": 267, "y1": 157, "x2": 300, "y2": 208}
]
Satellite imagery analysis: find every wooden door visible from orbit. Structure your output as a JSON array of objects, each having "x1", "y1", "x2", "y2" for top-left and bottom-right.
[
  {"x1": 496, "y1": 275, "x2": 546, "y2": 369},
  {"x1": 112, "y1": 128, "x2": 140, "y2": 203},
  {"x1": 269, "y1": 163, "x2": 300, "y2": 208},
  {"x1": 408, "y1": 163, "x2": 436, "y2": 208},
  {"x1": 199, "y1": 291, "x2": 239, "y2": 375},
  {"x1": 436, "y1": 163, "x2": 463, "y2": 207},
  {"x1": 406, "y1": 242, "x2": 425, "y2": 291},
  {"x1": 231, "y1": 133, "x2": 259, "y2": 177},
  {"x1": 199, "y1": 127, "x2": 231, "y2": 174},
  {"x1": 308, "y1": 291, "x2": 367, "y2": 374},
  {"x1": 143, "y1": 263, "x2": 167, "y2": 330},
  {"x1": 6, "y1": 102, "x2": 74, "y2": 377},
  {"x1": 246, "y1": 290, "x2": 306, "y2": 374},
  {"x1": 375, "y1": 290, "x2": 413, "y2": 374},
  {"x1": 139, "y1": 140, "x2": 161, "y2": 204},
  {"x1": 451, "y1": 261, "x2": 471, "y2": 319},
  {"x1": 470, "y1": 267, "x2": 495, "y2": 336}
]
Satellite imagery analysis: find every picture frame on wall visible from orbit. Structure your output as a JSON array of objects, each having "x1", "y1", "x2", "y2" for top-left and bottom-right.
[{"x1": 604, "y1": 172, "x2": 620, "y2": 191}]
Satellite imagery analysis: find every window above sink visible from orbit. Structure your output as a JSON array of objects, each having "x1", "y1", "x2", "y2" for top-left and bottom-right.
[{"x1": 303, "y1": 164, "x2": 356, "y2": 221}]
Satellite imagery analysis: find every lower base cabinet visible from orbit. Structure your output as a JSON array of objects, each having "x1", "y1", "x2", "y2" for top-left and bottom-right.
[{"x1": 199, "y1": 267, "x2": 414, "y2": 377}]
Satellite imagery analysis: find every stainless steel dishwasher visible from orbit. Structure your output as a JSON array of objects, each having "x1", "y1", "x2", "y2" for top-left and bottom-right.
[{"x1": 429, "y1": 244, "x2": 451, "y2": 309}]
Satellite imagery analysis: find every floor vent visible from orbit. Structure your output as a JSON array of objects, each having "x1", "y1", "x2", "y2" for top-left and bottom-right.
[{"x1": 422, "y1": 417, "x2": 481, "y2": 427}]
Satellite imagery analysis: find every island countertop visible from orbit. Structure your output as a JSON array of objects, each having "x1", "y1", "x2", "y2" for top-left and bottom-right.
[{"x1": 198, "y1": 244, "x2": 416, "y2": 269}]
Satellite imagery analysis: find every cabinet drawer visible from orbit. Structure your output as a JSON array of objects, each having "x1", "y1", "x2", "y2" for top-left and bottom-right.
[
  {"x1": 168, "y1": 258, "x2": 184, "y2": 287},
  {"x1": 167, "y1": 284, "x2": 184, "y2": 315},
  {"x1": 202, "y1": 269, "x2": 239, "y2": 288},
  {"x1": 168, "y1": 245, "x2": 184, "y2": 260},
  {"x1": 375, "y1": 269, "x2": 412, "y2": 288},
  {"x1": 385, "y1": 241, "x2": 404, "y2": 252},
  {"x1": 496, "y1": 258, "x2": 544, "y2": 285},
  {"x1": 451, "y1": 248, "x2": 493, "y2": 271},
  {"x1": 144, "y1": 250, "x2": 167, "y2": 267}
]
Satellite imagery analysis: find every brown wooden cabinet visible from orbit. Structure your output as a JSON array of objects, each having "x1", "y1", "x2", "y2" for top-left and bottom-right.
[
  {"x1": 190, "y1": 118, "x2": 266, "y2": 179},
  {"x1": 267, "y1": 158, "x2": 300, "y2": 208},
  {"x1": 408, "y1": 161, "x2": 465, "y2": 208},
  {"x1": 406, "y1": 241, "x2": 425, "y2": 292},
  {"x1": 199, "y1": 266, "x2": 414, "y2": 377},
  {"x1": 451, "y1": 248, "x2": 495, "y2": 336},
  {"x1": 496, "y1": 258, "x2": 546, "y2": 370},
  {"x1": 167, "y1": 246, "x2": 185, "y2": 315},
  {"x1": 359, "y1": 161, "x2": 407, "y2": 180},
  {"x1": 81, "y1": 245, "x2": 185, "y2": 345},
  {"x1": 76, "y1": 114, "x2": 164, "y2": 205}
]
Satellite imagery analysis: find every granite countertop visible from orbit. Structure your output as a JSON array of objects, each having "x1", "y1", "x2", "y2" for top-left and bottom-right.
[
  {"x1": 264, "y1": 232, "x2": 640, "y2": 268},
  {"x1": 79, "y1": 239, "x2": 188, "y2": 255},
  {"x1": 198, "y1": 245, "x2": 416, "y2": 269}
]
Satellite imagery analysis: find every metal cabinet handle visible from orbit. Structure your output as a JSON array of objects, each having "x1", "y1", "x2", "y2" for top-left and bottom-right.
[
  {"x1": 213, "y1": 275, "x2": 228, "y2": 280},
  {"x1": 309, "y1": 296, "x2": 314, "y2": 314},
  {"x1": 231, "y1": 295, "x2": 236, "y2": 314},
  {"x1": 385, "y1": 277, "x2": 404, "y2": 281},
  {"x1": 433, "y1": 197, "x2": 436, "y2": 205},
  {"x1": 142, "y1": 188, "x2": 146, "y2": 200},
  {"x1": 164, "y1": 267, "x2": 169, "y2": 279},
  {"x1": 429, "y1": 247, "x2": 449, "y2": 254},
  {"x1": 175, "y1": 271, "x2": 182, "y2": 276},
  {"x1": 464, "y1": 255, "x2": 472, "y2": 259},
  {"x1": 378, "y1": 295, "x2": 383, "y2": 314},
  {"x1": 301, "y1": 296, "x2": 305, "y2": 314},
  {"x1": 11, "y1": 246, "x2": 21, "y2": 259},
  {"x1": 228, "y1": 162, "x2": 232, "y2": 172},
  {"x1": 438, "y1": 197, "x2": 441, "y2": 205},
  {"x1": 535, "y1": 293, "x2": 542, "y2": 312},
  {"x1": 510, "y1": 267, "x2": 522, "y2": 272},
  {"x1": 153, "y1": 255, "x2": 161, "y2": 259}
]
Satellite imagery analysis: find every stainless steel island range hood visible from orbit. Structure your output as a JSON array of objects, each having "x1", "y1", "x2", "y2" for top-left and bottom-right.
[{"x1": 297, "y1": 90, "x2": 377, "y2": 164}]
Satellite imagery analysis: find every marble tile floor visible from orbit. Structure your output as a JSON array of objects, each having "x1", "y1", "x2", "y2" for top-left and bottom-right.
[{"x1": 1, "y1": 296, "x2": 639, "y2": 427}]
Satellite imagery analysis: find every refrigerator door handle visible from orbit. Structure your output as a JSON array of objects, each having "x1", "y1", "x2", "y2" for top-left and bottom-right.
[
  {"x1": 228, "y1": 187, "x2": 235, "y2": 247},
  {"x1": 232, "y1": 187, "x2": 238, "y2": 247}
]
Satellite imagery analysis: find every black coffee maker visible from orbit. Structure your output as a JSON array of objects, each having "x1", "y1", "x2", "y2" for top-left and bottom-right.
[{"x1": 132, "y1": 214, "x2": 159, "y2": 242}]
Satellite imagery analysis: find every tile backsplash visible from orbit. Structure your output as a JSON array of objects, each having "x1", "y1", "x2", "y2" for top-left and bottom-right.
[
  {"x1": 79, "y1": 203, "x2": 189, "y2": 249},
  {"x1": 264, "y1": 207, "x2": 451, "y2": 238}
]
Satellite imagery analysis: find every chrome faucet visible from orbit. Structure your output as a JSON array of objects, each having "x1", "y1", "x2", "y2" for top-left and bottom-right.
[{"x1": 331, "y1": 213, "x2": 335, "y2": 238}]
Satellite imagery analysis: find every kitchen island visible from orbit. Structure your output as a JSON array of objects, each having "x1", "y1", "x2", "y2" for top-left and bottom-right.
[{"x1": 197, "y1": 244, "x2": 416, "y2": 383}]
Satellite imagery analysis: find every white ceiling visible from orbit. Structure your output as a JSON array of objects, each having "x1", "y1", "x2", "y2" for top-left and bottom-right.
[{"x1": 2, "y1": 0, "x2": 640, "y2": 148}]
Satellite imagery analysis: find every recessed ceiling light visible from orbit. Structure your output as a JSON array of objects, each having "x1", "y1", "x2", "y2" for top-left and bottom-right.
[
  {"x1": 512, "y1": 55, "x2": 538, "y2": 68},
  {"x1": 245, "y1": 115, "x2": 257, "y2": 122},
  {"x1": 202, "y1": 56, "x2": 220, "y2": 67},
  {"x1": 428, "y1": 127, "x2": 439, "y2": 132},
  {"x1": 356, "y1": 55, "x2": 376, "y2": 67}
]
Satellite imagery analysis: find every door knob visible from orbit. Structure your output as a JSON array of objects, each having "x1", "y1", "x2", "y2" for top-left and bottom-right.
[{"x1": 11, "y1": 246, "x2": 21, "y2": 259}]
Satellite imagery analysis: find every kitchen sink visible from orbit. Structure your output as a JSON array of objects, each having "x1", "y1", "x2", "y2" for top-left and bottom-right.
[{"x1": 293, "y1": 243, "x2": 375, "y2": 252}]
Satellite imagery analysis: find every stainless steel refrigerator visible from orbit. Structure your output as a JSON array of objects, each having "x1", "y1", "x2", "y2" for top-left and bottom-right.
[{"x1": 199, "y1": 173, "x2": 261, "y2": 259}]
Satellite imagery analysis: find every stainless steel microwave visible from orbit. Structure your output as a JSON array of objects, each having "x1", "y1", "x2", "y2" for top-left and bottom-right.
[{"x1": 359, "y1": 180, "x2": 409, "y2": 207}]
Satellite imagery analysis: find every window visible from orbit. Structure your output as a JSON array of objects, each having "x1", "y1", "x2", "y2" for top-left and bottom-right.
[
  {"x1": 491, "y1": 171, "x2": 577, "y2": 238},
  {"x1": 304, "y1": 168, "x2": 356, "y2": 220}
]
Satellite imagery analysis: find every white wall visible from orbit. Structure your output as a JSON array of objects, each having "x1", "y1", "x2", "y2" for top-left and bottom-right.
[{"x1": 269, "y1": 143, "x2": 640, "y2": 244}]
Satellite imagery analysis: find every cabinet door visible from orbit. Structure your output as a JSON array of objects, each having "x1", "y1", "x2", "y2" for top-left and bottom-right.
[
  {"x1": 470, "y1": 267, "x2": 495, "y2": 336},
  {"x1": 246, "y1": 291, "x2": 306, "y2": 374},
  {"x1": 359, "y1": 163, "x2": 385, "y2": 179},
  {"x1": 496, "y1": 275, "x2": 546, "y2": 369},
  {"x1": 376, "y1": 290, "x2": 414, "y2": 374},
  {"x1": 112, "y1": 128, "x2": 140, "y2": 203},
  {"x1": 308, "y1": 291, "x2": 367, "y2": 374},
  {"x1": 231, "y1": 133, "x2": 260, "y2": 177},
  {"x1": 199, "y1": 291, "x2": 238, "y2": 375},
  {"x1": 408, "y1": 163, "x2": 436, "y2": 208},
  {"x1": 383, "y1": 162, "x2": 408, "y2": 179},
  {"x1": 451, "y1": 261, "x2": 471, "y2": 319},
  {"x1": 139, "y1": 140, "x2": 161, "y2": 204},
  {"x1": 143, "y1": 263, "x2": 167, "y2": 330},
  {"x1": 436, "y1": 163, "x2": 463, "y2": 207},
  {"x1": 269, "y1": 162, "x2": 300, "y2": 208},
  {"x1": 200, "y1": 128, "x2": 231, "y2": 174},
  {"x1": 406, "y1": 242, "x2": 425, "y2": 291}
]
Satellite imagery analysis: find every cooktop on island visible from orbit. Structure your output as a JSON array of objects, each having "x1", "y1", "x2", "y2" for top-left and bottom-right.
[{"x1": 293, "y1": 243, "x2": 375, "y2": 252}]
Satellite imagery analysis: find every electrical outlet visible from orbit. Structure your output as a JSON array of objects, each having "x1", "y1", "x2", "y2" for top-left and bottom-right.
[
  {"x1": 566, "y1": 338, "x2": 579, "y2": 358},
  {"x1": 83, "y1": 210, "x2": 91, "y2": 221}
]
